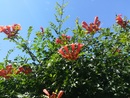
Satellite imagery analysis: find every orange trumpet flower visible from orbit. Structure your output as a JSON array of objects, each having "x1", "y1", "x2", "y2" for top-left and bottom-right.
[
  {"x1": 82, "y1": 16, "x2": 101, "y2": 34},
  {"x1": 116, "y1": 15, "x2": 128, "y2": 28},
  {"x1": 43, "y1": 89, "x2": 64, "y2": 98},
  {"x1": 58, "y1": 43, "x2": 84, "y2": 60},
  {"x1": 0, "y1": 24, "x2": 21, "y2": 38}
]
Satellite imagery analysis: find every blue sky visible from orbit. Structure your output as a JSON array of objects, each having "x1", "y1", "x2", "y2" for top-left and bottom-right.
[{"x1": 0, "y1": 0, "x2": 130, "y2": 62}]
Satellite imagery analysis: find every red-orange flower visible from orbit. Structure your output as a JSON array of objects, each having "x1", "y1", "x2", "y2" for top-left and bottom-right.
[
  {"x1": 82, "y1": 16, "x2": 101, "y2": 34},
  {"x1": 0, "y1": 69, "x2": 7, "y2": 78},
  {"x1": 58, "y1": 43, "x2": 84, "y2": 60},
  {"x1": 116, "y1": 15, "x2": 128, "y2": 28},
  {"x1": 57, "y1": 90, "x2": 64, "y2": 98},
  {"x1": 55, "y1": 34, "x2": 71, "y2": 45},
  {"x1": 17, "y1": 66, "x2": 32, "y2": 74},
  {"x1": 43, "y1": 89, "x2": 64, "y2": 98},
  {"x1": 0, "y1": 24, "x2": 21, "y2": 38},
  {"x1": 0, "y1": 65, "x2": 13, "y2": 79},
  {"x1": 0, "y1": 65, "x2": 32, "y2": 79},
  {"x1": 12, "y1": 24, "x2": 21, "y2": 31},
  {"x1": 40, "y1": 26, "x2": 44, "y2": 33}
]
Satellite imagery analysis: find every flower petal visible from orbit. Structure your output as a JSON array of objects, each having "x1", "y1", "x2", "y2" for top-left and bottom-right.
[
  {"x1": 43, "y1": 89, "x2": 50, "y2": 96},
  {"x1": 57, "y1": 90, "x2": 64, "y2": 98}
]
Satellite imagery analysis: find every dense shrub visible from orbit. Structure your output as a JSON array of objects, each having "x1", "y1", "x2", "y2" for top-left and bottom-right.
[{"x1": 0, "y1": 1, "x2": 130, "y2": 98}]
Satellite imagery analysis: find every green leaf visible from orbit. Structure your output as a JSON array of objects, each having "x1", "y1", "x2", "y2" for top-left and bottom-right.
[{"x1": 27, "y1": 26, "x2": 33, "y2": 40}]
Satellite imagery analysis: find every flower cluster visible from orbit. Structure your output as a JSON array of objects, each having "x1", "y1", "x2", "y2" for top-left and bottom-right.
[
  {"x1": 0, "y1": 65, "x2": 32, "y2": 79},
  {"x1": 55, "y1": 34, "x2": 71, "y2": 45},
  {"x1": 82, "y1": 16, "x2": 101, "y2": 34},
  {"x1": 0, "y1": 24, "x2": 21, "y2": 38},
  {"x1": 0, "y1": 65, "x2": 13, "y2": 79},
  {"x1": 58, "y1": 43, "x2": 84, "y2": 60},
  {"x1": 116, "y1": 15, "x2": 129, "y2": 28},
  {"x1": 16, "y1": 65, "x2": 32, "y2": 75},
  {"x1": 43, "y1": 89, "x2": 64, "y2": 98}
]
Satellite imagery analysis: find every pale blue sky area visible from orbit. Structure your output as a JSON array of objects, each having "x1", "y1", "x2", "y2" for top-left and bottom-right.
[{"x1": 0, "y1": 0, "x2": 130, "y2": 62}]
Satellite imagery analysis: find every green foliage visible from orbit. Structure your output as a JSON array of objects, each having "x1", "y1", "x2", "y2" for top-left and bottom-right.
[{"x1": 0, "y1": 0, "x2": 130, "y2": 98}]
